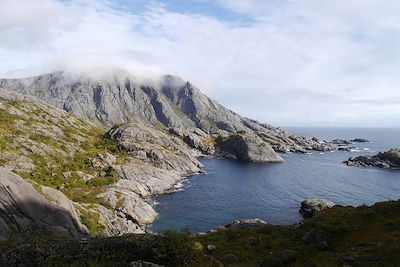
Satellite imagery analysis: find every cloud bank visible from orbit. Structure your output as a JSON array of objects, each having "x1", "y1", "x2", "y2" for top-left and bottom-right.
[{"x1": 1, "y1": 0, "x2": 399, "y2": 127}]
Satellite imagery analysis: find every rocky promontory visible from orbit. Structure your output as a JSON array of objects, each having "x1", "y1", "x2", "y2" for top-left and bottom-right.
[
  {"x1": 344, "y1": 148, "x2": 400, "y2": 169},
  {"x1": 215, "y1": 132, "x2": 283, "y2": 162}
]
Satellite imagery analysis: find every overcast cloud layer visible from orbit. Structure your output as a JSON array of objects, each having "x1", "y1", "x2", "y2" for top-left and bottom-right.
[{"x1": 1, "y1": 0, "x2": 400, "y2": 127}]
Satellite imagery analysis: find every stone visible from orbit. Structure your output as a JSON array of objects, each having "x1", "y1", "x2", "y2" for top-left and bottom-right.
[
  {"x1": 331, "y1": 139, "x2": 352, "y2": 145},
  {"x1": 63, "y1": 171, "x2": 72, "y2": 179},
  {"x1": 206, "y1": 245, "x2": 216, "y2": 253},
  {"x1": 225, "y1": 218, "x2": 267, "y2": 230},
  {"x1": 0, "y1": 168, "x2": 87, "y2": 241},
  {"x1": 215, "y1": 133, "x2": 284, "y2": 163},
  {"x1": 0, "y1": 152, "x2": 35, "y2": 172},
  {"x1": 299, "y1": 199, "x2": 335, "y2": 219},
  {"x1": 351, "y1": 138, "x2": 369, "y2": 143}
]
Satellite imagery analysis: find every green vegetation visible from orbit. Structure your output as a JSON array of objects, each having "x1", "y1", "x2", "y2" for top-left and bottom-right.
[
  {"x1": 1, "y1": 200, "x2": 400, "y2": 266},
  {"x1": 0, "y1": 99, "x2": 128, "y2": 233},
  {"x1": 379, "y1": 148, "x2": 400, "y2": 164},
  {"x1": 79, "y1": 208, "x2": 107, "y2": 236}
]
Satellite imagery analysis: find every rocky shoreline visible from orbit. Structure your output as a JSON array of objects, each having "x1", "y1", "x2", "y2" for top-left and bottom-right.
[{"x1": 344, "y1": 148, "x2": 400, "y2": 169}]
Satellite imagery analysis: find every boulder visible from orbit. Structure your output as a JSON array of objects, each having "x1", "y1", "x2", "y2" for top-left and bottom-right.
[
  {"x1": 215, "y1": 133, "x2": 283, "y2": 163},
  {"x1": 299, "y1": 199, "x2": 335, "y2": 219},
  {"x1": 0, "y1": 168, "x2": 87, "y2": 241}
]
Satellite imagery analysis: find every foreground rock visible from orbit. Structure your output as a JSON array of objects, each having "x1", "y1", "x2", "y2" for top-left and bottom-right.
[
  {"x1": 0, "y1": 168, "x2": 87, "y2": 241},
  {"x1": 344, "y1": 148, "x2": 400, "y2": 169},
  {"x1": 299, "y1": 199, "x2": 335, "y2": 218}
]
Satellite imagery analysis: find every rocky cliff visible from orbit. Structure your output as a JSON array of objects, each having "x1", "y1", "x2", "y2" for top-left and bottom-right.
[
  {"x1": 0, "y1": 88, "x2": 203, "y2": 239},
  {"x1": 0, "y1": 71, "x2": 332, "y2": 154}
]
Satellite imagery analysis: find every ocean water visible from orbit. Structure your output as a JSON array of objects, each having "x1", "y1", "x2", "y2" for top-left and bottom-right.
[{"x1": 149, "y1": 128, "x2": 400, "y2": 233}]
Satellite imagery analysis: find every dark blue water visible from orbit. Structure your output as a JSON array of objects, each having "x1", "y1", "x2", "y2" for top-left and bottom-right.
[{"x1": 149, "y1": 128, "x2": 400, "y2": 232}]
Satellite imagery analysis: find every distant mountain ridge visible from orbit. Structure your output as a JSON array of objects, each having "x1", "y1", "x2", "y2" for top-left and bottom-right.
[{"x1": 0, "y1": 71, "x2": 332, "y2": 154}]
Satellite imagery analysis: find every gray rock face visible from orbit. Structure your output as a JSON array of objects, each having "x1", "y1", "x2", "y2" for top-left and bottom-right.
[
  {"x1": 299, "y1": 199, "x2": 335, "y2": 219},
  {"x1": 224, "y1": 218, "x2": 267, "y2": 230},
  {"x1": 0, "y1": 168, "x2": 87, "y2": 240},
  {"x1": 215, "y1": 133, "x2": 283, "y2": 162},
  {"x1": 344, "y1": 148, "x2": 400, "y2": 169},
  {"x1": 0, "y1": 71, "x2": 333, "y2": 154},
  {"x1": 107, "y1": 122, "x2": 202, "y2": 175}
]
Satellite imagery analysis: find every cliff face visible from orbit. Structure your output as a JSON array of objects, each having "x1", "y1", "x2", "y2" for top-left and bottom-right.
[{"x1": 0, "y1": 71, "x2": 332, "y2": 154}]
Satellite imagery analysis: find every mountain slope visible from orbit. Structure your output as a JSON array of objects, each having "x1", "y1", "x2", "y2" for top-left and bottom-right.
[
  {"x1": 0, "y1": 88, "x2": 203, "y2": 239},
  {"x1": 0, "y1": 71, "x2": 333, "y2": 153}
]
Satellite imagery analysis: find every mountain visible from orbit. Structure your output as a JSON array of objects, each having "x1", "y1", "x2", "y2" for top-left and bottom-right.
[
  {"x1": 0, "y1": 71, "x2": 332, "y2": 154},
  {"x1": 0, "y1": 88, "x2": 202, "y2": 239},
  {"x1": 0, "y1": 71, "x2": 334, "y2": 240}
]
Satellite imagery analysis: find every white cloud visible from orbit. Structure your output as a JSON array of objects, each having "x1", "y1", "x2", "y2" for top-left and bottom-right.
[{"x1": 0, "y1": 0, "x2": 400, "y2": 127}]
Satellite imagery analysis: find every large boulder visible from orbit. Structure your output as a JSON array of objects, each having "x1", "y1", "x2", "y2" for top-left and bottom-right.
[
  {"x1": 299, "y1": 199, "x2": 335, "y2": 218},
  {"x1": 0, "y1": 168, "x2": 87, "y2": 241},
  {"x1": 215, "y1": 133, "x2": 283, "y2": 163}
]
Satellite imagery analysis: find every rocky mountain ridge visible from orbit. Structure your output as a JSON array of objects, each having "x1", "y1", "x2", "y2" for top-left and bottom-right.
[
  {"x1": 0, "y1": 71, "x2": 333, "y2": 154},
  {"x1": 0, "y1": 71, "x2": 333, "y2": 240}
]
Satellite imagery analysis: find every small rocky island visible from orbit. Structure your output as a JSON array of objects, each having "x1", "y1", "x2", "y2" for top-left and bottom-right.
[
  {"x1": 330, "y1": 138, "x2": 370, "y2": 152},
  {"x1": 344, "y1": 148, "x2": 400, "y2": 169}
]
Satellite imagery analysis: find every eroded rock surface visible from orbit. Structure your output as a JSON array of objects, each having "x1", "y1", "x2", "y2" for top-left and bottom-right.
[
  {"x1": 0, "y1": 168, "x2": 87, "y2": 241},
  {"x1": 215, "y1": 132, "x2": 283, "y2": 162}
]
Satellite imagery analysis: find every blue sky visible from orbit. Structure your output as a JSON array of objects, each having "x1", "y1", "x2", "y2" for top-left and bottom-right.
[{"x1": 1, "y1": 0, "x2": 400, "y2": 127}]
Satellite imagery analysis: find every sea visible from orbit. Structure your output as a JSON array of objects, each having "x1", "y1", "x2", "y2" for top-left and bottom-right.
[{"x1": 149, "y1": 128, "x2": 400, "y2": 233}]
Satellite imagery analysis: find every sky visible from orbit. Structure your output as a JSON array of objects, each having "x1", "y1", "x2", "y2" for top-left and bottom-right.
[{"x1": 1, "y1": 0, "x2": 400, "y2": 127}]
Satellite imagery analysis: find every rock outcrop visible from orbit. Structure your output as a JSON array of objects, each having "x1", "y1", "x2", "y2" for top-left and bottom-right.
[
  {"x1": 215, "y1": 132, "x2": 283, "y2": 162},
  {"x1": 344, "y1": 149, "x2": 400, "y2": 169},
  {"x1": 0, "y1": 168, "x2": 87, "y2": 241},
  {"x1": 351, "y1": 138, "x2": 369, "y2": 143},
  {"x1": 299, "y1": 199, "x2": 335, "y2": 218}
]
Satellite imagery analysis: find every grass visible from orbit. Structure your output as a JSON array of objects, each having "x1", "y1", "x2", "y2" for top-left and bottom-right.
[
  {"x1": 2, "y1": 201, "x2": 400, "y2": 266},
  {"x1": 79, "y1": 208, "x2": 107, "y2": 236},
  {"x1": 0, "y1": 98, "x2": 128, "y2": 234}
]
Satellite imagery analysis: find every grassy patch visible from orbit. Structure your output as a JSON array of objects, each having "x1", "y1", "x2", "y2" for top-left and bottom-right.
[
  {"x1": 1, "y1": 201, "x2": 400, "y2": 266},
  {"x1": 79, "y1": 208, "x2": 107, "y2": 236}
]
